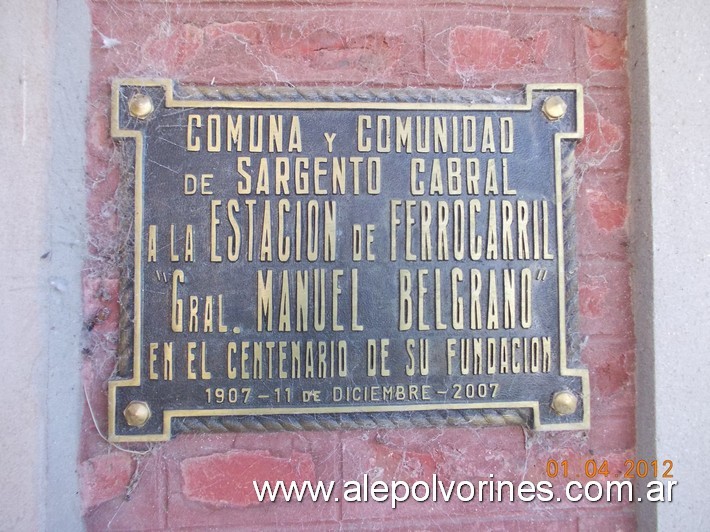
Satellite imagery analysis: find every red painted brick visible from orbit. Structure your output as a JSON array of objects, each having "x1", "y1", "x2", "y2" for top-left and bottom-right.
[
  {"x1": 578, "y1": 111, "x2": 624, "y2": 165},
  {"x1": 579, "y1": 512, "x2": 635, "y2": 532},
  {"x1": 577, "y1": 170, "x2": 629, "y2": 259},
  {"x1": 82, "y1": 0, "x2": 634, "y2": 529},
  {"x1": 449, "y1": 26, "x2": 550, "y2": 72},
  {"x1": 90, "y1": 5, "x2": 425, "y2": 85},
  {"x1": 103, "y1": 0, "x2": 626, "y2": 7},
  {"x1": 262, "y1": 24, "x2": 414, "y2": 74},
  {"x1": 165, "y1": 432, "x2": 341, "y2": 528},
  {"x1": 584, "y1": 27, "x2": 626, "y2": 71},
  {"x1": 572, "y1": 9, "x2": 628, "y2": 89},
  {"x1": 472, "y1": 516, "x2": 578, "y2": 532},
  {"x1": 362, "y1": 516, "x2": 577, "y2": 532},
  {"x1": 181, "y1": 450, "x2": 315, "y2": 507},
  {"x1": 352, "y1": 427, "x2": 527, "y2": 481},
  {"x1": 582, "y1": 337, "x2": 634, "y2": 405},
  {"x1": 350, "y1": 515, "x2": 581, "y2": 531},
  {"x1": 364, "y1": 439, "x2": 438, "y2": 483},
  {"x1": 577, "y1": 90, "x2": 630, "y2": 172},
  {"x1": 341, "y1": 427, "x2": 536, "y2": 519},
  {"x1": 84, "y1": 455, "x2": 167, "y2": 531},
  {"x1": 82, "y1": 276, "x2": 119, "y2": 334},
  {"x1": 86, "y1": 109, "x2": 112, "y2": 161},
  {"x1": 79, "y1": 453, "x2": 135, "y2": 512},
  {"x1": 165, "y1": 430, "x2": 338, "y2": 462},
  {"x1": 585, "y1": 189, "x2": 628, "y2": 233},
  {"x1": 579, "y1": 169, "x2": 628, "y2": 205},
  {"x1": 578, "y1": 259, "x2": 632, "y2": 338},
  {"x1": 80, "y1": 343, "x2": 115, "y2": 427},
  {"x1": 143, "y1": 23, "x2": 205, "y2": 71},
  {"x1": 422, "y1": 10, "x2": 578, "y2": 87},
  {"x1": 588, "y1": 404, "x2": 635, "y2": 452},
  {"x1": 203, "y1": 20, "x2": 263, "y2": 45}
]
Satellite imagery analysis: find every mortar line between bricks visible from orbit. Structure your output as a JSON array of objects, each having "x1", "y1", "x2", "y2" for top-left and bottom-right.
[
  {"x1": 573, "y1": 15, "x2": 583, "y2": 86},
  {"x1": 577, "y1": 509, "x2": 637, "y2": 521},
  {"x1": 579, "y1": 167, "x2": 629, "y2": 174},
  {"x1": 337, "y1": 432, "x2": 344, "y2": 523},
  {"x1": 174, "y1": 521, "x2": 343, "y2": 531},
  {"x1": 583, "y1": 85, "x2": 631, "y2": 96},
  {"x1": 582, "y1": 334, "x2": 635, "y2": 340},
  {"x1": 580, "y1": 169, "x2": 629, "y2": 177},
  {"x1": 579, "y1": 257, "x2": 631, "y2": 266},
  {"x1": 338, "y1": 511, "x2": 583, "y2": 526},
  {"x1": 90, "y1": 0, "x2": 624, "y2": 16},
  {"x1": 584, "y1": 81, "x2": 630, "y2": 90},
  {"x1": 578, "y1": 335, "x2": 635, "y2": 345},
  {"x1": 577, "y1": 260, "x2": 632, "y2": 267},
  {"x1": 418, "y1": 19, "x2": 427, "y2": 82},
  {"x1": 162, "y1": 458, "x2": 169, "y2": 530},
  {"x1": 578, "y1": 254, "x2": 631, "y2": 261}
]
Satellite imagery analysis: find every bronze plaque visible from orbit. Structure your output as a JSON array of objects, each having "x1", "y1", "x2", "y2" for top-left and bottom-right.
[{"x1": 109, "y1": 80, "x2": 589, "y2": 442}]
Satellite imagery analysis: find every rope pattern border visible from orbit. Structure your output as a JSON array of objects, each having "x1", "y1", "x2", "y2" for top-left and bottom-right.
[{"x1": 116, "y1": 83, "x2": 579, "y2": 436}]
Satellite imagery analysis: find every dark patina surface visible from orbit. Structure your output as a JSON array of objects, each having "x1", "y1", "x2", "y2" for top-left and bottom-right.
[{"x1": 109, "y1": 81, "x2": 588, "y2": 442}]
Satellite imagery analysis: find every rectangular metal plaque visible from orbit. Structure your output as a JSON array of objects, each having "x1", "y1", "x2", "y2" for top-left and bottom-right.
[{"x1": 109, "y1": 80, "x2": 589, "y2": 442}]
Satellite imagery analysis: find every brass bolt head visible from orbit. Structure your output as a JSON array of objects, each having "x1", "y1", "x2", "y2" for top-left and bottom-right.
[
  {"x1": 128, "y1": 93, "x2": 154, "y2": 119},
  {"x1": 542, "y1": 96, "x2": 567, "y2": 121},
  {"x1": 124, "y1": 401, "x2": 151, "y2": 427},
  {"x1": 551, "y1": 391, "x2": 578, "y2": 415}
]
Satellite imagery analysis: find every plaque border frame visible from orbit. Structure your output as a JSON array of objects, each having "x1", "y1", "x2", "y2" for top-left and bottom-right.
[{"x1": 108, "y1": 79, "x2": 589, "y2": 443}]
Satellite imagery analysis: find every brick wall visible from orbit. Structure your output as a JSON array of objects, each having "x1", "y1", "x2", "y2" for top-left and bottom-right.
[{"x1": 81, "y1": 0, "x2": 633, "y2": 529}]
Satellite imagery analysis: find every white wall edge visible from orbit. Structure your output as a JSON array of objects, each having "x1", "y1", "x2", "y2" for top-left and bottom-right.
[
  {"x1": 46, "y1": 0, "x2": 90, "y2": 529},
  {"x1": 0, "y1": 0, "x2": 89, "y2": 530},
  {"x1": 631, "y1": 0, "x2": 710, "y2": 529}
]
